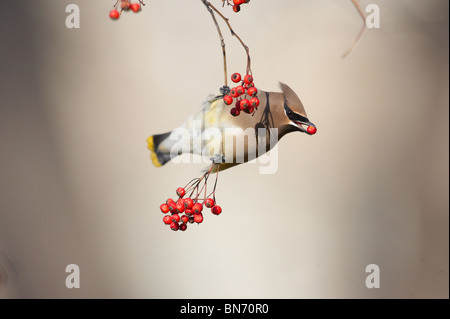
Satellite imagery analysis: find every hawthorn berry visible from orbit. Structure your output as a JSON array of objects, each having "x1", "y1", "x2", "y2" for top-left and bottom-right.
[
  {"x1": 185, "y1": 209, "x2": 193, "y2": 216},
  {"x1": 244, "y1": 83, "x2": 255, "y2": 90},
  {"x1": 175, "y1": 202, "x2": 185, "y2": 214},
  {"x1": 223, "y1": 95, "x2": 233, "y2": 105},
  {"x1": 180, "y1": 223, "x2": 187, "y2": 231},
  {"x1": 250, "y1": 97, "x2": 260, "y2": 108},
  {"x1": 236, "y1": 86, "x2": 245, "y2": 96},
  {"x1": 109, "y1": 9, "x2": 120, "y2": 20},
  {"x1": 170, "y1": 222, "x2": 179, "y2": 231},
  {"x1": 181, "y1": 215, "x2": 189, "y2": 224},
  {"x1": 168, "y1": 203, "x2": 176, "y2": 213},
  {"x1": 163, "y1": 215, "x2": 172, "y2": 225},
  {"x1": 121, "y1": 1, "x2": 131, "y2": 11},
  {"x1": 230, "y1": 107, "x2": 240, "y2": 117},
  {"x1": 183, "y1": 198, "x2": 194, "y2": 209},
  {"x1": 307, "y1": 126, "x2": 317, "y2": 135},
  {"x1": 204, "y1": 198, "x2": 215, "y2": 208},
  {"x1": 130, "y1": 3, "x2": 141, "y2": 12},
  {"x1": 244, "y1": 106, "x2": 254, "y2": 114},
  {"x1": 194, "y1": 213, "x2": 204, "y2": 224},
  {"x1": 230, "y1": 88, "x2": 239, "y2": 98},
  {"x1": 192, "y1": 203, "x2": 203, "y2": 214},
  {"x1": 166, "y1": 198, "x2": 175, "y2": 205},
  {"x1": 176, "y1": 187, "x2": 185, "y2": 198},
  {"x1": 240, "y1": 99, "x2": 250, "y2": 110},
  {"x1": 231, "y1": 73, "x2": 242, "y2": 83},
  {"x1": 171, "y1": 213, "x2": 181, "y2": 223},
  {"x1": 211, "y1": 205, "x2": 222, "y2": 215},
  {"x1": 233, "y1": 5, "x2": 241, "y2": 13},
  {"x1": 160, "y1": 203, "x2": 170, "y2": 214},
  {"x1": 247, "y1": 87, "x2": 258, "y2": 97},
  {"x1": 244, "y1": 74, "x2": 253, "y2": 84},
  {"x1": 233, "y1": 0, "x2": 244, "y2": 5}
]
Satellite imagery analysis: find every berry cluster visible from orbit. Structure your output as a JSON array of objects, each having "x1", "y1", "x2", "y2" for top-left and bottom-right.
[
  {"x1": 223, "y1": 72, "x2": 260, "y2": 117},
  {"x1": 159, "y1": 162, "x2": 223, "y2": 232},
  {"x1": 109, "y1": 0, "x2": 144, "y2": 20},
  {"x1": 223, "y1": 0, "x2": 251, "y2": 13}
]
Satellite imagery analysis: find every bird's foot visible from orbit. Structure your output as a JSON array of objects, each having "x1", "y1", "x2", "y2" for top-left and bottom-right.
[{"x1": 210, "y1": 154, "x2": 225, "y2": 164}]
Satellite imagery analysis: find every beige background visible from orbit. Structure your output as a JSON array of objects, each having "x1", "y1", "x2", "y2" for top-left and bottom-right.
[{"x1": 0, "y1": 0, "x2": 448, "y2": 298}]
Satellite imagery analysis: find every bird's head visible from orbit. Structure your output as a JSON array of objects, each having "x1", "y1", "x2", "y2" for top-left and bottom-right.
[{"x1": 272, "y1": 82, "x2": 316, "y2": 137}]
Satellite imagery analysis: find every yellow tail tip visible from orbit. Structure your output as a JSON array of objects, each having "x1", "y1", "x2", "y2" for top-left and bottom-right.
[{"x1": 147, "y1": 136, "x2": 163, "y2": 167}]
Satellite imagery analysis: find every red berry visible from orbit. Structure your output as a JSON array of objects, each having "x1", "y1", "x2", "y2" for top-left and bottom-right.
[
  {"x1": 176, "y1": 187, "x2": 185, "y2": 198},
  {"x1": 130, "y1": 3, "x2": 140, "y2": 12},
  {"x1": 180, "y1": 223, "x2": 187, "y2": 231},
  {"x1": 247, "y1": 87, "x2": 258, "y2": 97},
  {"x1": 244, "y1": 83, "x2": 255, "y2": 90},
  {"x1": 230, "y1": 107, "x2": 240, "y2": 117},
  {"x1": 121, "y1": 1, "x2": 131, "y2": 11},
  {"x1": 194, "y1": 213, "x2": 204, "y2": 223},
  {"x1": 175, "y1": 203, "x2": 185, "y2": 214},
  {"x1": 223, "y1": 95, "x2": 233, "y2": 105},
  {"x1": 231, "y1": 73, "x2": 241, "y2": 83},
  {"x1": 109, "y1": 9, "x2": 120, "y2": 20},
  {"x1": 230, "y1": 87, "x2": 239, "y2": 98},
  {"x1": 233, "y1": 0, "x2": 244, "y2": 5},
  {"x1": 181, "y1": 215, "x2": 189, "y2": 224},
  {"x1": 171, "y1": 214, "x2": 181, "y2": 223},
  {"x1": 163, "y1": 215, "x2": 172, "y2": 225},
  {"x1": 244, "y1": 74, "x2": 253, "y2": 84},
  {"x1": 185, "y1": 209, "x2": 193, "y2": 216},
  {"x1": 250, "y1": 97, "x2": 260, "y2": 108},
  {"x1": 166, "y1": 198, "x2": 175, "y2": 205},
  {"x1": 244, "y1": 106, "x2": 254, "y2": 114},
  {"x1": 307, "y1": 126, "x2": 317, "y2": 135},
  {"x1": 168, "y1": 203, "x2": 176, "y2": 213},
  {"x1": 240, "y1": 99, "x2": 250, "y2": 110},
  {"x1": 183, "y1": 198, "x2": 194, "y2": 209},
  {"x1": 233, "y1": 4, "x2": 241, "y2": 12},
  {"x1": 211, "y1": 205, "x2": 222, "y2": 215},
  {"x1": 236, "y1": 86, "x2": 245, "y2": 96},
  {"x1": 204, "y1": 198, "x2": 215, "y2": 208},
  {"x1": 170, "y1": 222, "x2": 179, "y2": 231},
  {"x1": 160, "y1": 204, "x2": 170, "y2": 214},
  {"x1": 192, "y1": 203, "x2": 203, "y2": 214}
]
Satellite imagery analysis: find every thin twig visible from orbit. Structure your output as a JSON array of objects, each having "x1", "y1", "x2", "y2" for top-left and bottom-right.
[
  {"x1": 201, "y1": 0, "x2": 228, "y2": 86},
  {"x1": 208, "y1": 2, "x2": 252, "y2": 75},
  {"x1": 201, "y1": 0, "x2": 252, "y2": 77},
  {"x1": 343, "y1": 0, "x2": 367, "y2": 59}
]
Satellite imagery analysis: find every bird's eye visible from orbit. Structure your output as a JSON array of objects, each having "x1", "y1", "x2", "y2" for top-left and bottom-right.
[{"x1": 286, "y1": 109, "x2": 293, "y2": 117}]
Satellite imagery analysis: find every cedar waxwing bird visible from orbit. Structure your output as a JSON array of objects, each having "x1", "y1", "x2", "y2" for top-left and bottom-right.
[{"x1": 147, "y1": 82, "x2": 316, "y2": 169}]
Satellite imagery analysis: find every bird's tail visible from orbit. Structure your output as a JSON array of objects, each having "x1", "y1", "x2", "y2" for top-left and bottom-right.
[{"x1": 147, "y1": 131, "x2": 172, "y2": 167}]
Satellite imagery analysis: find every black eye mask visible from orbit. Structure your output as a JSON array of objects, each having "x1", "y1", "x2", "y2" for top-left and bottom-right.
[{"x1": 284, "y1": 102, "x2": 310, "y2": 124}]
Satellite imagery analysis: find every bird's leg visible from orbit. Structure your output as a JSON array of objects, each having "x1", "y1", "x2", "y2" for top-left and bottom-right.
[
  {"x1": 209, "y1": 154, "x2": 225, "y2": 164},
  {"x1": 343, "y1": 0, "x2": 367, "y2": 58}
]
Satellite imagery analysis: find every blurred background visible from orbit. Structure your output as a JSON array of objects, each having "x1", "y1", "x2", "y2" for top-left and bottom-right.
[{"x1": 0, "y1": 0, "x2": 448, "y2": 298}]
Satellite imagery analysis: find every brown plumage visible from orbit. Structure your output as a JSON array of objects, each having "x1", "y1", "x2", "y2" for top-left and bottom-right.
[{"x1": 147, "y1": 82, "x2": 316, "y2": 169}]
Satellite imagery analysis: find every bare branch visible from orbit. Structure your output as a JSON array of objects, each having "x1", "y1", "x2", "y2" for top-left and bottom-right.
[
  {"x1": 207, "y1": 2, "x2": 252, "y2": 75},
  {"x1": 201, "y1": 0, "x2": 252, "y2": 82},
  {"x1": 201, "y1": 0, "x2": 228, "y2": 86},
  {"x1": 343, "y1": 0, "x2": 367, "y2": 58}
]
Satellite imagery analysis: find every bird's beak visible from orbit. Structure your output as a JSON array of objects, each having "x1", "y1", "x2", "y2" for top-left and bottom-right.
[{"x1": 291, "y1": 115, "x2": 316, "y2": 135}]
